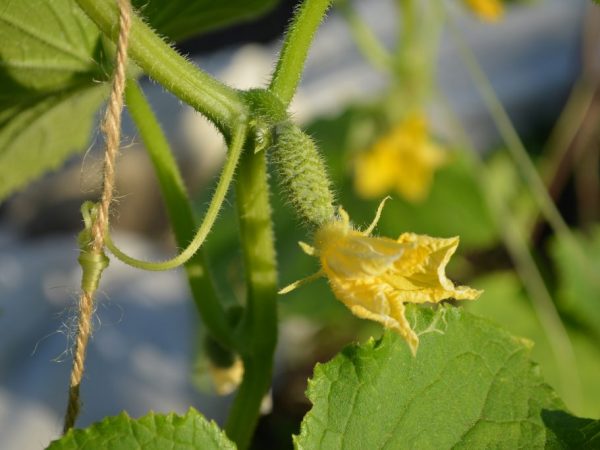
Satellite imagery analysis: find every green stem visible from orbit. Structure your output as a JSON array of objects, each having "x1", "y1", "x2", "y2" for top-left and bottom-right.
[
  {"x1": 104, "y1": 124, "x2": 247, "y2": 271},
  {"x1": 397, "y1": 0, "x2": 416, "y2": 56},
  {"x1": 75, "y1": 0, "x2": 247, "y2": 136},
  {"x1": 124, "y1": 79, "x2": 233, "y2": 347},
  {"x1": 226, "y1": 148, "x2": 278, "y2": 449},
  {"x1": 542, "y1": 77, "x2": 597, "y2": 184},
  {"x1": 445, "y1": 13, "x2": 574, "y2": 243},
  {"x1": 395, "y1": 0, "x2": 443, "y2": 109},
  {"x1": 438, "y1": 92, "x2": 583, "y2": 411},
  {"x1": 269, "y1": 0, "x2": 332, "y2": 106},
  {"x1": 338, "y1": 1, "x2": 393, "y2": 72}
]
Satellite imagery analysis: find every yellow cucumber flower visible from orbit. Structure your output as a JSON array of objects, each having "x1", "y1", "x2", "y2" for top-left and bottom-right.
[
  {"x1": 207, "y1": 357, "x2": 244, "y2": 395},
  {"x1": 280, "y1": 199, "x2": 481, "y2": 355},
  {"x1": 463, "y1": 0, "x2": 504, "y2": 22},
  {"x1": 354, "y1": 114, "x2": 446, "y2": 203}
]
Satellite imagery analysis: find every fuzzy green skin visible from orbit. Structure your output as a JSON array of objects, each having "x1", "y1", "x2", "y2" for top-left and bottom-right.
[
  {"x1": 241, "y1": 89, "x2": 336, "y2": 227},
  {"x1": 272, "y1": 122, "x2": 336, "y2": 226}
]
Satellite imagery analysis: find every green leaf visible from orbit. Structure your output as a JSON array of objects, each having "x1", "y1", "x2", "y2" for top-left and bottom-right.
[
  {"x1": 0, "y1": 85, "x2": 107, "y2": 200},
  {"x1": 542, "y1": 410, "x2": 600, "y2": 449},
  {"x1": 131, "y1": 0, "x2": 279, "y2": 42},
  {"x1": 295, "y1": 306, "x2": 566, "y2": 449},
  {"x1": 0, "y1": 0, "x2": 280, "y2": 200},
  {"x1": 550, "y1": 228, "x2": 600, "y2": 339},
  {"x1": 375, "y1": 153, "x2": 498, "y2": 250},
  {"x1": 47, "y1": 408, "x2": 236, "y2": 450},
  {"x1": 0, "y1": 0, "x2": 104, "y2": 98},
  {"x1": 467, "y1": 272, "x2": 600, "y2": 418},
  {"x1": 0, "y1": 0, "x2": 108, "y2": 200}
]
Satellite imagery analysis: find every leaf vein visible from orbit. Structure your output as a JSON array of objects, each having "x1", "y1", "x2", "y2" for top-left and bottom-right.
[{"x1": 0, "y1": 13, "x2": 90, "y2": 64}]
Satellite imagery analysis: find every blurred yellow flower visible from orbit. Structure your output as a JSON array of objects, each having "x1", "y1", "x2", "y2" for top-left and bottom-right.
[
  {"x1": 280, "y1": 200, "x2": 481, "y2": 355},
  {"x1": 463, "y1": 0, "x2": 504, "y2": 22},
  {"x1": 354, "y1": 114, "x2": 446, "y2": 203},
  {"x1": 208, "y1": 357, "x2": 244, "y2": 395}
]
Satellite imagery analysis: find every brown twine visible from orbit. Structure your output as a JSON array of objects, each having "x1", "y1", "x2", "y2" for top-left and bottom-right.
[{"x1": 63, "y1": 0, "x2": 131, "y2": 433}]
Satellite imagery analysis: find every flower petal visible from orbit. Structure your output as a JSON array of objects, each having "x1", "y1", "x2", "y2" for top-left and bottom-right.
[
  {"x1": 463, "y1": 0, "x2": 504, "y2": 22},
  {"x1": 383, "y1": 233, "x2": 483, "y2": 303},
  {"x1": 329, "y1": 277, "x2": 419, "y2": 354},
  {"x1": 284, "y1": 202, "x2": 481, "y2": 356},
  {"x1": 353, "y1": 114, "x2": 447, "y2": 203},
  {"x1": 354, "y1": 145, "x2": 399, "y2": 199},
  {"x1": 320, "y1": 229, "x2": 409, "y2": 278},
  {"x1": 208, "y1": 357, "x2": 244, "y2": 395}
]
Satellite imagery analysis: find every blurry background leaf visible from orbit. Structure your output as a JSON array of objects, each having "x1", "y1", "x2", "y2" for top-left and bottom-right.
[
  {"x1": 305, "y1": 104, "x2": 499, "y2": 251},
  {"x1": 295, "y1": 306, "x2": 577, "y2": 449},
  {"x1": 467, "y1": 272, "x2": 600, "y2": 418},
  {"x1": 47, "y1": 409, "x2": 235, "y2": 450},
  {"x1": 374, "y1": 153, "x2": 497, "y2": 249},
  {"x1": 550, "y1": 229, "x2": 600, "y2": 340},
  {"x1": 485, "y1": 151, "x2": 537, "y2": 235},
  {"x1": 132, "y1": 0, "x2": 279, "y2": 42}
]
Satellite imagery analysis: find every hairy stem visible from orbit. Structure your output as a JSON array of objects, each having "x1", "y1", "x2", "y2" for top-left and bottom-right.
[
  {"x1": 104, "y1": 124, "x2": 247, "y2": 270},
  {"x1": 124, "y1": 79, "x2": 233, "y2": 347},
  {"x1": 269, "y1": 0, "x2": 332, "y2": 106},
  {"x1": 226, "y1": 149, "x2": 278, "y2": 449},
  {"x1": 75, "y1": 0, "x2": 247, "y2": 136},
  {"x1": 395, "y1": 0, "x2": 443, "y2": 108}
]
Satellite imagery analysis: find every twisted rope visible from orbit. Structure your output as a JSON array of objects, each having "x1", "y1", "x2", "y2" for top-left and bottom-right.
[{"x1": 63, "y1": 0, "x2": 131, "y2": 433}]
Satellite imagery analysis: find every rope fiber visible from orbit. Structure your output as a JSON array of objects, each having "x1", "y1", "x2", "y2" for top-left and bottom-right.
[{"x1": 62, "y1": 0, "x2": 131, "y2": 433}]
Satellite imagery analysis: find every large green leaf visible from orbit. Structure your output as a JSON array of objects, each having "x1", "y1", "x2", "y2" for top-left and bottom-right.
[
  {"x1": 0, "y1": 0, "x2": 107, "y2": 200},
  {"x1": 0, "y1": 0, "x2": 104, "y2": 98},
  {"x1": 0, "y1": 0, "x2": 279, "y2": 201},
  {"x1": 131, "y1": 0, "x2": 279, "y2": 42},
  {"x1": 467, "y1": 272, "x2": 600, "y2": 418},
  {"x1": 47, "y1": 408, "x2": 236, "y2": 450},
  {"x1": 295, "y1": 306, "x2": 574, "y2": 449}
]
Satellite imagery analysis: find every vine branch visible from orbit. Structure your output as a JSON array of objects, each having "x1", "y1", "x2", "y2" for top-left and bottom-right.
[
  {"x1": 226, "y1": 146, "x2": 278, "y2": 450},
  {"x1": 103, "y1": 124, "x2": 248, "y2": 271},
  {"x1": 124, "y1": 79, "x2": 233, "y2": 347},
  {"x1": 75, "y1": 0, "x2": 247, "y2": 137},
  {"x1": 269, "y1": 0, "x2": 333, "y2": 106}
]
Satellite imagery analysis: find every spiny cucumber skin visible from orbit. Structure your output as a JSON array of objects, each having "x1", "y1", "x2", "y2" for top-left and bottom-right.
[
  {"x1": 240, "y1": 89, "x2": 336, "y2": 226},
  {"x1": 272, "y1": 122, "x2": 336, "y2": 227}
]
